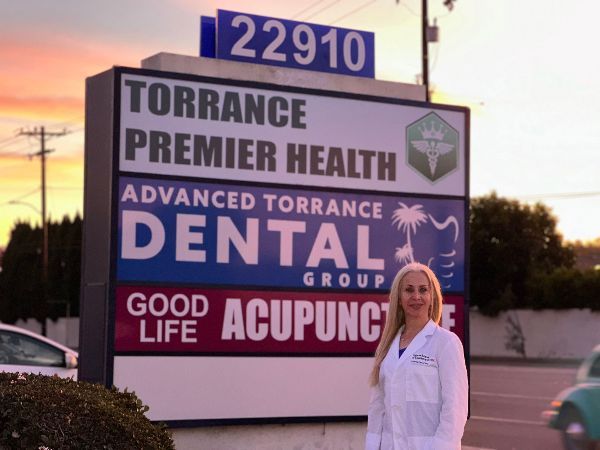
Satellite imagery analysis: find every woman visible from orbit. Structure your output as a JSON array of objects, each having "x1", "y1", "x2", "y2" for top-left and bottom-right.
[{"x1": 365, "y1": 262, "x2": 468, "y2": 450}]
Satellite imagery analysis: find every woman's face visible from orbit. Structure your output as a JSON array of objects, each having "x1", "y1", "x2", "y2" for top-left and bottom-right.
[{"x1": 399, "y1": 271, "x2": 432, "y2": 322}]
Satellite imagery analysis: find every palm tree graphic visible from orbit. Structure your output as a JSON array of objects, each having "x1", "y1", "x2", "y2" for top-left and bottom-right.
[{"x1": 392, "y1": 202, "x2": 428, "y2": 264}]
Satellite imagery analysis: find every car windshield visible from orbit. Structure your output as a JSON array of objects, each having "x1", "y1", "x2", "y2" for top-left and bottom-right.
[
  {"x1": 0, "y1": 330, "x2": 65, "y2": 367},
  {"x1": 589, "y1": 354, "x2": 600, "y2": 379}
]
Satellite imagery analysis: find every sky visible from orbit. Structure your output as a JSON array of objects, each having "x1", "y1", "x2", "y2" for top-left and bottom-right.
[{"x1": 1, "y1": 0, "x2": 599, "y2": 249}]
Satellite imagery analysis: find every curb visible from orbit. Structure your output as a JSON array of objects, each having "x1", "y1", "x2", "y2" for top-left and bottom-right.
[{"x1": 470, "y1": 355, "x2": 582, "y2": 368}]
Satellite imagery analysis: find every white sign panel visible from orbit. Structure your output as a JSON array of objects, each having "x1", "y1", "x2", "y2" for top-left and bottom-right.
[
  {"x1": 113, "y1": 356, "x2": 373, "y2": 421},
  {"x1": 119, "y1": 74, "x2": 466, "y2": 196}
]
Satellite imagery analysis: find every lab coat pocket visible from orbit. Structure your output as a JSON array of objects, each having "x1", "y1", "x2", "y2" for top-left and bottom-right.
[{"x1": 406, "y1": 364, "x2": 439, "y2": 403}]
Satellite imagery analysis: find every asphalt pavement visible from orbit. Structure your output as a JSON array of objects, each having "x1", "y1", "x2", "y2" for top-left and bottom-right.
[{"x1": 461, "y1": 360, "x2": 577, "y2": 450}]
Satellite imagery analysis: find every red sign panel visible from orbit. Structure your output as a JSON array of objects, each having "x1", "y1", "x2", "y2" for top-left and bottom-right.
[{"x1": 115, "y1": 285, "x2": 464, "y2": 353}]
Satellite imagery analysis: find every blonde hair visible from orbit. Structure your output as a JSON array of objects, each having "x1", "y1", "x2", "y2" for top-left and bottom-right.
[{"x1": 368, "y1": 262, "x2": 443, "y2": 386}]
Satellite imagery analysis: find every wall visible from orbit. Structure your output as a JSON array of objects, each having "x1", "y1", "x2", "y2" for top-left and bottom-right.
[
  {"x1": 469, "y1": 308, "x2": 600, "y2": 360},
  {"x1": 13, "y1": 317, "x2": 80, "y2": 350},
  {"x1": 171, "y1": 422, "x2": 366, "y2": 450}
]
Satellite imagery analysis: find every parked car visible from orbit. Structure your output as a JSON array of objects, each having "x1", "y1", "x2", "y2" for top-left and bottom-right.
[
  {"x1": 0, "y1": 323, "x2": 78, "y2": 379},
  {"x1": 542, "y1": 344, "x2": 600, "y2": 450}
]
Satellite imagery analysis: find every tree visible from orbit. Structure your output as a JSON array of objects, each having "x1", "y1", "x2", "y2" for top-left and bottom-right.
[
  {"x1": 470, "y1": 192, "x2": 574, "y2": 315},
  {"x1": 0, "y1": 215, "x2": 82, "y2": 324},
  {"x1": 47, "y1": 214, "x2": 82, "y2": 318},
  {"x1": 0, "y1": 222, "x2": 43, "y2": 323}
]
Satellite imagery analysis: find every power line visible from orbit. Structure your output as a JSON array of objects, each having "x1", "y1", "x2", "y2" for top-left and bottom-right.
[
  {"x1": 0, "y1": 188, "x2": 41, "y2": 208},
  {"x1": 516, "y1": 191, "x2": 600, "y2": 201},
  {"x1": 330, "y1": 0, "x2": 378, "y2": 25},
  {"x1": 48, "y1": 186, "x2": 83, "y2": 191},
  {"x1": 0, "y1": 134, "x2": 23, "y2": 146},
  {"x1": 303, "y1": 0, "x2": 342, "y2": 21},
  {"x1": 0, "y1": 136, "x2": 27, "y2": 152},
  {"x1": 397, "y1": 0, "x2": 420, "y2": 17},
  {"x1": 0, "y1": 121, "x2": 80, "y2": 151},
  {"x1": 15, "y1": 187, "x2": 41, "y2": 201},
  {"x1": 0, "y1": 141, "x2": 40, "y2": 156},
  {"x1": 292, "y1": 0, "x2": 328, "y2": 19},
  {"x1": 0, "y1": 127, "x2": 79, "y2": 156}
]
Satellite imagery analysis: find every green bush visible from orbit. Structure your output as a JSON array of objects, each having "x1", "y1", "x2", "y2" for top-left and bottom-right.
[
  {"x1": 525, "y1": 268, "x2": 600, "y2": 310},
  {"x1": 0, "y1": 372, "x2": 174, "y2": 449}
]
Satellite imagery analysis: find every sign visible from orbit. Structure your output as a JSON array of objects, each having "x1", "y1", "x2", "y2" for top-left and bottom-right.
[
  {"x1": 114, "y1": 285, "x2": 464, "y2": 355},
  {"x1": 202, "y1": 10, "x2": 375, "y2": 77},
  {"x1": 119, "y1": 73, "x2": 466, "y2": 196},
  {"x1": 407, "y1": 112, "x2": 460, "y2": 183},
  {"x1": 115, "y1": 286, "x2": 389, "y2": 354},
  {"x1": 118, "y1": 177, "x2": 465, "y2": 290},
  {"x1": 82, "y1": 64, "x2": 469, "y2": 425}
]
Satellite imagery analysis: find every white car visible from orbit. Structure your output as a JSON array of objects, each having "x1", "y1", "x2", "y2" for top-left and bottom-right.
[{"x1": 0, "y1": 323, "x2": 78, "y2": 379}]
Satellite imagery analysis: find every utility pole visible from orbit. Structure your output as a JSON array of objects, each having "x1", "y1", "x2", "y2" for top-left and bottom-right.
[
  {"x1": 422, "y1": 0, "x2": 430, "y2": 102},
  {"x1": 404, "y1": 0, "x2": 454, "y2": 101},
  {"x1": 17, "y1": 126, "x2": 68, "y2": 335}
]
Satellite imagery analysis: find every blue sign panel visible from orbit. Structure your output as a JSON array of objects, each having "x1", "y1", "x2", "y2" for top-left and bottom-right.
[
  {"x1": 215, "y1": 9, "x2": 375, "y2": 78},
  {"x1": 117, "y1": 177, "x2": 464, "y2": 291},
  {"x1": 200, "y1": 16, "x2": 216, "y2": 58}
]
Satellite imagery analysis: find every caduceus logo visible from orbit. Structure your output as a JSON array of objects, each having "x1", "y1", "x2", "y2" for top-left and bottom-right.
[{"x1": 406, "y1": 112, "x2": 459, "y2": 183}]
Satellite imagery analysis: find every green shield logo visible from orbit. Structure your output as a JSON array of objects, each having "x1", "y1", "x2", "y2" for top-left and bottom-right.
[{"x1": 406, "y1": 112, "x2": 459, "y2": 183}]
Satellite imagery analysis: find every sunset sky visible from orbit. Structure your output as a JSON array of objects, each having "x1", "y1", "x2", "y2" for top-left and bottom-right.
[{"x1": 1, "y1": 0, "x2": 599, "y2": 248}]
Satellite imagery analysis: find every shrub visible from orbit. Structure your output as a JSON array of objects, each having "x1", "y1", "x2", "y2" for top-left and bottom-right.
[
  {"x1": 525, "y1": 268, "x2": 600, "y2": 310},
  {"x1": 0, "y1": 372, "x2": 174, "y2": 449}
]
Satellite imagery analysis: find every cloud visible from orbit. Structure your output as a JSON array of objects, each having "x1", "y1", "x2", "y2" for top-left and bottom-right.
[
  {"x1": 0, "y1": 33, "x2": 151, "y2": 125},
  {"x1": 0, "y1": 34, "x2": 151, "y2": 97},
  {"x1": 0, "y1": 96, "x2": 83, "y2": 121}
]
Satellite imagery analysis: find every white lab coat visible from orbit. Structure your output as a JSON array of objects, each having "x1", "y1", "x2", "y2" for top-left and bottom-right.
[{"x1": 365, "y1": 320, "x2": 468, "y2": 450}]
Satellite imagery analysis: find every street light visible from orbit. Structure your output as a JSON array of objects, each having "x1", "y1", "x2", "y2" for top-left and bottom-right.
[{"x1": 8, "y1": 200, "x2": 41, "y2": 214}]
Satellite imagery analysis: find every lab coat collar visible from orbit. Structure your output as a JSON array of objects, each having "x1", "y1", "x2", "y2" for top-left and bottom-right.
[{"x1": 396, "y1": 319, "x2": 437, "y2": 367}]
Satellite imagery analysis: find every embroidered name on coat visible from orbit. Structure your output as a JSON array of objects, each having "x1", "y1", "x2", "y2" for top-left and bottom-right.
[{"x1": 410, "y1": 353, "x2": 438, "y2": 367}]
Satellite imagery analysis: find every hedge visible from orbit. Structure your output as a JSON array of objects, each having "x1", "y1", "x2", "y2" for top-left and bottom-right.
[
  {"x1": 525, "y1": 268, "x2": 600, "y2": 310},
  {"x1": 0, "y1": 372, "x2": 174, "y2": 449}
]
